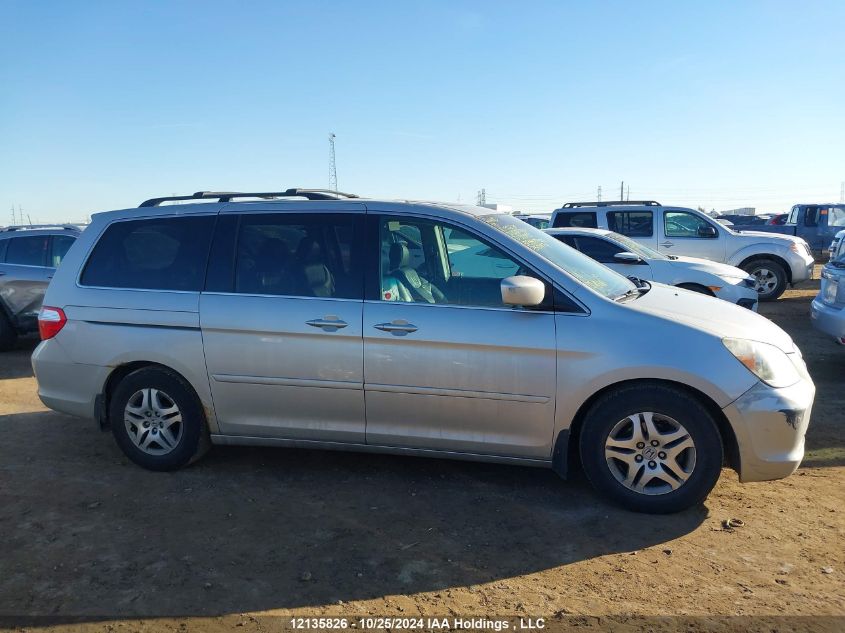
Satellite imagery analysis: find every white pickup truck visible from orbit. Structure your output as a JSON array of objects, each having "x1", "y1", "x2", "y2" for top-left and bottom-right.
[{"x1": 550, "y1": 201, "x2": 815, "y2": 300}]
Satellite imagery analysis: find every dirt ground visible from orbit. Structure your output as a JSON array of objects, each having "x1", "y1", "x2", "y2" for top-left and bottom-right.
[{"x1": 1, "y1": 271, "x2": 843, "y2": 632}]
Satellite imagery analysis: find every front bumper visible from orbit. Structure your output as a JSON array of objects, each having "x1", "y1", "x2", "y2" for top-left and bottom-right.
[
  {"x1": 810, "y1": 297, "x2": 845, "y2": 342},
  {"x1": 722, "y1": 377, "x2": 815, "y2": 483},
  {"x1": 715, "y1": 282, "x2": 759, "y2": 311},
  {"x1": 788, "y1": 252, "x2": 815, "y2": 284}
]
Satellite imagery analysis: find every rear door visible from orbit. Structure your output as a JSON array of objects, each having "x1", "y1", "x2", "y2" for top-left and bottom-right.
[
  {"x1": 363, "y1": 213, "x2": 557, "y2": 459},
  {"x1": 0, "y1": 234, "x2": 53, "y2": 327},
  {"x1": 605, "y1": 210, "x2": 658, "y2": 250},
  {"x1": 200, "y1": 206, "x2": 367, "y2": 442}
]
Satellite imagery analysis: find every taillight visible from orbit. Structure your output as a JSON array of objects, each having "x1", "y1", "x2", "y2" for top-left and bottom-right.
[{"x1": 38, "y1": 306, "x2": 67, "y2": 340}]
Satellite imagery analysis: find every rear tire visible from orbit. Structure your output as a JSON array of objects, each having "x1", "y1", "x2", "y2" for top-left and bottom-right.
[
  {"x1": 109, "y1": 367, "x2": 210, "y2": 471},
  {"x1": 579, "y1": 382, "x2": 723, "y2": 514},
  {"x1": 0, "y1": 310, "x2": 18, "y2": 352},
  {"x1": 742, "y1": 258, "x2": 787, "y2": 301}
]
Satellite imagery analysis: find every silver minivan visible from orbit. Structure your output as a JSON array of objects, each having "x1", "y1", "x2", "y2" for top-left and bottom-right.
[{"x1": 32, "y1": 190, "x2": 815, "y2": 513}]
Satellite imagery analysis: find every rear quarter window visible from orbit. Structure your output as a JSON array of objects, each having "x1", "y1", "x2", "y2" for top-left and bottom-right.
[
  {"x1": 81, "y1": 216, "x2": 216, "y2": 291},
  {"x1": 552, "y1": 212, "x2": 598, "y2": 228}
]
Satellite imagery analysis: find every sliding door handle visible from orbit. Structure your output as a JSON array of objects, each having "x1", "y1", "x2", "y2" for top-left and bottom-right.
[
  {"x1": 306, "y1": 316, "x2": 348, "y2": 332},
  {"x1": 374, "y1": 320, "x2": 418, "y2": 335}
]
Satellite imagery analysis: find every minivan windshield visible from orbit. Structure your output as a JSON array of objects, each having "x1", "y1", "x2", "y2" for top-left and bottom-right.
[{"x1": 482, "y1": 214, "x2": 637, "y2": 300}]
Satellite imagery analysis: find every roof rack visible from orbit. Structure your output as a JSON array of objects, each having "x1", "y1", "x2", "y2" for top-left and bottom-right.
[
  {"x1": 139, "y1": 189, "x2": 360, "y2": 207},
  {"x1": 0, "y1": 224, "x2": 82, "y2": 232},
  {"x1": 561, "y1": 200, "x2": 661, "y2": 208}
]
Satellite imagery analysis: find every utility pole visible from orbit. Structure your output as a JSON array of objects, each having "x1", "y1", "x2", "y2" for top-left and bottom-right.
[
  {"x1": 476, "y1": 189, "x2": 486, "y2": 206},
  {"x1": 10, "y1": 206, "x2": 15, "y2": 226},
  {"x1": 597, "y1": 186, "x2": 602, "y2": 202},
  {"x1": 840, "y1": 181, "x2": 844, "y2": 203},
  {"x1": 328, "y1": 133, "x2": 338, "y2": 192},
  {"x1": 620, "y1": 181, "x2": 624, "y2": 201},
  {"x1": 626, "y1": 185, "x2": 630, "y2": 201}
]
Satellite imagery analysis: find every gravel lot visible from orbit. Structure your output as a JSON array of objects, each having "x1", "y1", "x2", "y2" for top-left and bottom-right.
[{"x1": 1, "y1": 273, "x2": 842, "y2": 632}]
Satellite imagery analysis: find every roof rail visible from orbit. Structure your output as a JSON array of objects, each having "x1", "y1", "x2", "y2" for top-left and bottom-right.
[
  {"x1": 139, "y1": 189, "x2": 360, "y2": 207},
  {"x1": 0, "y1": 224, "x2": 82, "y2": 232},
  {"x1": 561, "y1": 200, "x2": 661, "y2": 208}
]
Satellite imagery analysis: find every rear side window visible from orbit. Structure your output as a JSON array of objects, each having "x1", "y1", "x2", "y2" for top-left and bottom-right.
[
  {"x1": 6, "y1": 235, "x2": 49, "y2": 266},
  {"x1": 552, "y1": 212, "x2": 598, "y2": 228},
  {"x1": 233, "y1": 213, "x2": 363, "y2": 299},
  {"x1": 607, "y1": 211, "x2": 653, "y2": 237},
  {"x1": 82, "y1": 216, "x2": 215, "y2": 290}
]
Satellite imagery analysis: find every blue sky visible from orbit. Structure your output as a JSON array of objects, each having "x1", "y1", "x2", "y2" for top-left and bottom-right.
[{"x1": 2, "y1": 0, "x2": 844, "y2": 222}]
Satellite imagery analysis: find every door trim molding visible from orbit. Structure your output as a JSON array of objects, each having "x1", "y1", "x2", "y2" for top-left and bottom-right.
[
  {"x1": 364, "y1": 382, "x2": 549, "y2": 403},
  {"x1": 212, "y1": 373, "x2": 363, "y2": 390}
]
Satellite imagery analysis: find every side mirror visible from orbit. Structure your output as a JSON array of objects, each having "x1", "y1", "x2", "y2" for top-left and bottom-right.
[
  {"x1": 501, "y1": 276, "x2": 545, "y2": 307},
  {"x1": 698, "y1": 225, "x2": 718, "y2": 237},
  {"x1": 613, "y1": 251, "x2": 642, "y2": 264}
]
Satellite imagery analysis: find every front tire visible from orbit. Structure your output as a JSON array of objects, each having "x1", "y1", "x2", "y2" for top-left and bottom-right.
[
  {"x1": 579, "y1": 383, "x2": 723, "y2": 514},
  {"x1": 742, "y1": 258, "x2": 787, "y2": 301},
  {"x1": 109, "y1": 367, "x2": 209, "y2": 471}
]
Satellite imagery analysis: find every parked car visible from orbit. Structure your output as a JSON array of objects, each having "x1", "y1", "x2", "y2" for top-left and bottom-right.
[
  {"x1": 767, "y1": 213, "x2": 789, "y2": 226},
  {"x1": 812, "y1": 232, "x2": 845, "y2": 345},
  {"x1": 715, "y1": 214, "x2": 767, "y2": 226},
  {"x1": 828, "y1": 228, "x2": 844, "y2": 261},
  {"x1": 32, "y1": 189, "x2": 815, "y2": 513},
  {"x1": 545, "y1": 227, "x2": 759, "y2": 310},
  {"x1": 515, "y1": 214, "x2": 552, "y2": 230},
  {"x1": 0, "y1": 224, "x2": 82, "y2": 350},
  {"x1": 550, "y1": 201, "x2": 814, "y2": 301},
  {"x1": 731, "y1": 204, "x2": 845, "y2": 257}
]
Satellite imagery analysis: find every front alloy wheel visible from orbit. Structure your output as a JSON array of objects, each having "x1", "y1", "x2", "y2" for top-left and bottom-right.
[{"x1": 604, "y1": 412, "x2": 696, "y2": 495}]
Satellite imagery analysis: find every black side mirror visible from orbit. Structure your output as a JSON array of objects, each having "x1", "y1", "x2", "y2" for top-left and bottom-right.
[{"x1": 698, "y1": 225, "x2": 717, "y2": 238}]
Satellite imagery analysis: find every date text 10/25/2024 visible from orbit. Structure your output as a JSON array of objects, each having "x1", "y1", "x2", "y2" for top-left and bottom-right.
[{"x1": 289, "y1": 617, "x2": 546, "y2": 631}]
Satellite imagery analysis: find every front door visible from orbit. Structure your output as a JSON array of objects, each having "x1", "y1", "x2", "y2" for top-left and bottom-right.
[
  {"x1": 657, "y1": 209, "x2": 726, "y2": 261},
  {"x1": 201, "y1": 209, "x2": 367, "y2": 442},
  {"x1": 363, "y1": 215, "x2": 557, "y2": 460}
]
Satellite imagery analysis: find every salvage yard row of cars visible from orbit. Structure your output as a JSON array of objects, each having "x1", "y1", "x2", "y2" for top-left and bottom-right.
[{"x1": 1, "y1": 192, "x2": 841, "y2": 514}]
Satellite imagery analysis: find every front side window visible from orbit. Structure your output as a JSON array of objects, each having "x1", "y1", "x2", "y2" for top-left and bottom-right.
[
  {"x1": 664, "y1": 210, "x2": 717, "y2": 239},
  {"x1": 607, "y1": 211, "x2": 653, "y2": 237},
  {"x1": 234, "y1": 213, "x2": 362, "y2": 299},
  {"x1": 81, "y1": 216, "x2": 215, "y2": 290},
  {"x1": 552, "y1": 211, "x2": 598, "y2": 229},
  {"x1": 5, "y1": 235, "x2": 49, "y2": 266},
  {"x1": 379, "y1": 217, "x2": 540, "y2": 308},
  {"x1": 573, "y1": 236, "x2": 624, "y2": 263}
]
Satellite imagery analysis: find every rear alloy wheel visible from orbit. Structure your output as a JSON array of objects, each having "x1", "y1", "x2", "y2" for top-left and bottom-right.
[
  {"x1": 743, "y1": 259, "x2": 787, "y2": 301},
  {"x1": 580, "y1": 383, "x2": 723, "y2": 513},
  {"x1": 110, "y1": 367, "x2": 209, "y2": 471}
]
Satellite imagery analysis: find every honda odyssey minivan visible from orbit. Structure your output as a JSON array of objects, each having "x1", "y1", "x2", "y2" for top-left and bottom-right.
[{"x1": 32, "y1": 190, "x2": 815, "y2": 513}]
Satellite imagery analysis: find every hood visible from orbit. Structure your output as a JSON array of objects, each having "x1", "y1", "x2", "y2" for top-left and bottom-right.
[
  {"x1": 668, "y1": 256, "x2": 750, "y2": 279},
  {"x1": 732, "y1": 229, "x2": 805, "y2": 246},
  {"x1": 626, "y1": 283, "x2": 795, "y2": 352}
]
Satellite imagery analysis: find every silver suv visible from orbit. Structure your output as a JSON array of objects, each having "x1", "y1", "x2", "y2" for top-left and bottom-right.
[
  {"x1": 0, "y1": 224, "x2": 81, "y2": 350},
  {"x1": 32, "y1": 190, "x2": 815, "y2": 513}
]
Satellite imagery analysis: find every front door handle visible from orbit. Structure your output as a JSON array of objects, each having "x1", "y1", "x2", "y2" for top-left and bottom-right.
[
  {"x1": 306, "y1": 316, "x2": 348, "y2": 332},
  {"x1": 660, "y1": 241, "x2": 674, "y2": 248},
  {"x1": 374, "y1": 320, "x2": 418, "y2": 335}
]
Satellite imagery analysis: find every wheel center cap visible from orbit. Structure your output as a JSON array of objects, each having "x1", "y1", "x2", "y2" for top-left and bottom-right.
[{"x1": 643, "y1": 447, "x2": 658, "y2": 460}]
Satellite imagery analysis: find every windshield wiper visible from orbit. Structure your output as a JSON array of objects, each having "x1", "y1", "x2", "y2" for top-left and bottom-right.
[{"x1": 614, "y1": 278, "x2": 651, "y2": 302}]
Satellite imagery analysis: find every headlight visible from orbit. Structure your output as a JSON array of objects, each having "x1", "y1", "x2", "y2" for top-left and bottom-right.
[{"x1": 723, "y1": 338, "x2": 801, "y2": 388}]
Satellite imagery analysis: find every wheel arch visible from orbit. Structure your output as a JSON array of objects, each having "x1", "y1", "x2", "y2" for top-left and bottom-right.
[
  {"x1": 99, "y1": 361, "x2": 205, "y2": 430},
  {"x1": 556, "y1": 378, "x2": 740, "y2": 479},
  {"x1": 736, "y1": 253, "x2": 793, "y2": 284}
]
